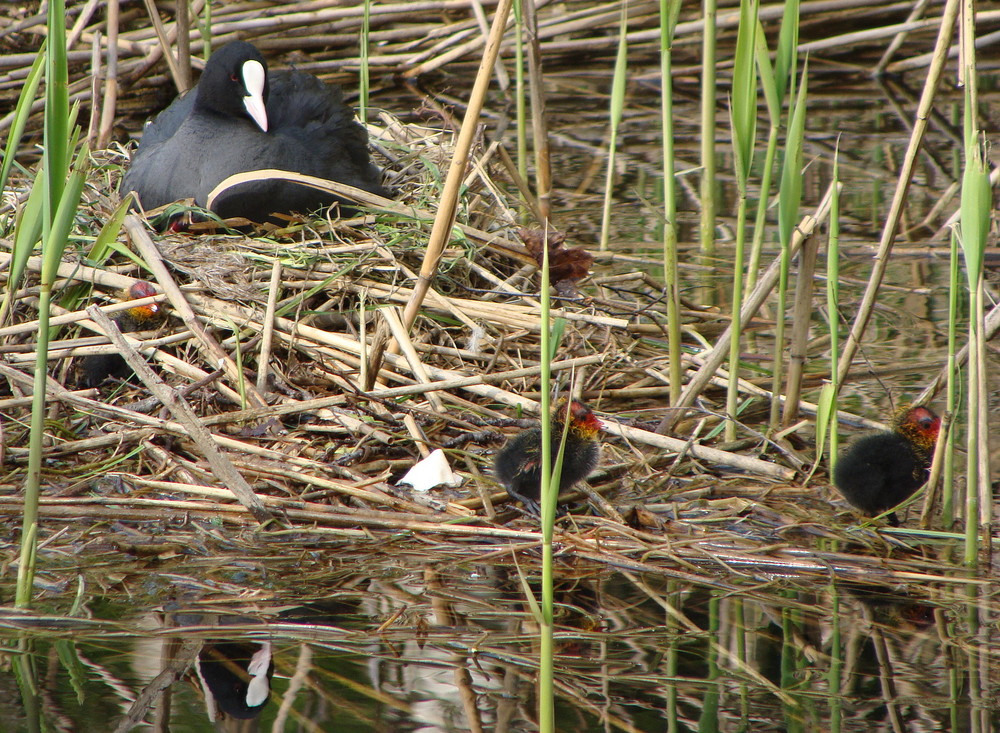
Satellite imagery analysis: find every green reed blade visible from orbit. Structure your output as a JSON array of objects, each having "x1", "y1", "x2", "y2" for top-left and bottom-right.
[
  {"x1": 729, "y1": 0, "x2": 757, "y2": 190},
  {"x1": 659, "y1": 0, "x2": 682, "y2": 403},
  {"x1": 773, "y1": 0, "x2": 800, "y2": 103},
  {"x1": 598, "y1": 4, "x2": 630, "y2": 251},
  {"x1": 0, "y1": 42, "x2": 46, "y2": 199},
  {"x1": 699, "y1": 0, "x2": 717, "y2": 256}
]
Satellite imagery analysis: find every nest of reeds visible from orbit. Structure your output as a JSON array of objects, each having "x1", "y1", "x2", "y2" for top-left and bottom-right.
[
  {"x1": 0, "y1": 102, "x2": 923, "y2": 591},
  {"x1": 0, "y1": 90, "x2": 807, "y2": 534}
]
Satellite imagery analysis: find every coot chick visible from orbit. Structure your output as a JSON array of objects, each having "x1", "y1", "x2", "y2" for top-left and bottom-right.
[
  {"x1": 122, "y1": 41, "x2": 389, "y2": 223},
  {"x1": 79, "y1": 281, "x2": 161, "y2": 388},
  {"x1": 833, "y1": 406, "x2": 941, "y2": 525},
  {"x1": 494, "y1": 399, "x2": 602, "y2": 514}
]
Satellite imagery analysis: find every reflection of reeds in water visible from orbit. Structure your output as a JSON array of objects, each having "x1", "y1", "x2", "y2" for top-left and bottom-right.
[{"x1": 5, "y1": 557, "x2": 967, "y2": 730}]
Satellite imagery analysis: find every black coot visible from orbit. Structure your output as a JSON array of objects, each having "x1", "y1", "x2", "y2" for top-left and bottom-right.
[
  {"x1": 79, "y1": 281, "x2": 161, "y2": 388},
  {"x1": 494, "y1": 399, "x2": 603, "y2": 514},
  {"x1": 122, "y1": 41, "x2": 389, "y2": 223},
  {"x1": 832, "y1": 405, "x2": 941, "y2": 525}
]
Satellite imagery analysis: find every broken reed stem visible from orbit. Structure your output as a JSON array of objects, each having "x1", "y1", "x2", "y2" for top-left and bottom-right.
[
  {"x1": 782, "y1": 230, "x2": 819, "y2": 425},
  {"x1": 834, "y1": 0, "x2": 959, "y2": 389},
  {"x1": 124, "y1": 214, "x2": 269, "y2": 409},
  {"x1": 256, "y1": 259, "x2": 281, "y2": 393},
  {"x1": 87, "y1": 305, "x2": 273, "y2": 523},
  {"x1": 396, "y1": 0, "x2": 514, "y2": 336}
]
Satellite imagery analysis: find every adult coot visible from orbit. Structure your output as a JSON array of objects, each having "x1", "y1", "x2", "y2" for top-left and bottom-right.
[
  {"x1": 122, "y1": 41, "x2": 389, "y2": 223},
  {"x1": 494, "y1": 399, "x2": 602, "y2": 514},
  {"x1": 832, "y1": 405, "x2": 941, "y2": 525}
]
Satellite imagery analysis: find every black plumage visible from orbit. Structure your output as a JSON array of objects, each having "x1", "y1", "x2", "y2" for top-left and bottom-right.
[
  {"x1": 122, "y1": 41, "x2": 389, "y2": 223},
  {"x1": 832, "y1": 406, "x2": 941, "y2": 524},
  {"x1": 494, "y1": 400, "x2": 602, "y2": 514},
  {"x1": 79, "y1": 282, "x2": 161, "y2": 388},
  {"x1": 196, "y1": 641, "x2": 273, "y2": 721}
]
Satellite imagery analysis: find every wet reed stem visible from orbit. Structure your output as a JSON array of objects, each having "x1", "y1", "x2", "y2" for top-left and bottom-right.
[{"x1": 658, "y1": 0, "x2": 682, "y2": 404}]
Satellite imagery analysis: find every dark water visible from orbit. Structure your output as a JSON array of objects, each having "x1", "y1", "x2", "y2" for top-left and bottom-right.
[{"x1": 0, "y1": 537, "x2": 984, "y2": 732}]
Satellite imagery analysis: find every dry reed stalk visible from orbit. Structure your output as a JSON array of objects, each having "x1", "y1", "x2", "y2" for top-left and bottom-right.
[
  {"x1": 798, "y1": 16, "x2": 958, "y2": 55},
  {"x1": 885, "y1": 19, "x2": 1000, "y2": 73},
  {"x1": 0, "y1": 251, "x2": 148, "y2": 294},
  {"x1": 381, "y1": 306, "x2": 446, "y2": 413},
  {"x1": 0, "y1": 292, "x2": 164, "y2": 339},
  {"x1": 782, "y1": 231, "x2": 820, "y2": 425},
  {"x1": 342, "y1": 278, "x2": 631, "y2": 331},
  {"x1": 174, "y1": 0, "x2": 191, "y2": 91},
  {"x1": 124, "y1": 215, "x2": 271, "y2": 408},
  {"x1": 605, "y1": 418, "x2": 795, "y2": 480},
  {"x1": 392, "y1": 0, "x2": 513, "y2": 353},
  {"x1": 367, "y1": 253, "x2": 484, "y2": 333},
  {"x1": 139, "y1": 0, "x2": 184, "y2": 89},
  {"x1": 0, "y1": 492, "x2": 551, "y2": 539},
  {"x1": 88, "y1": 305, "x2": 273, "y2": 522},
  {"x1": 86, "y1": 31, "x2": 102, "y2": 144},
  {"x1": 0, "y1": 497, "x2": 259, "y2": 525},
  {"x1": 834, "y1": 0, "x2": 959, "y2": 389},
  {"x1": 134, "y1": 477, "x2": 441, "y2": 519},
  {"x1": 664, "y1": 184, "x2": 836, "y2": 428},
  {"x1": 8, "y1": 331, "x2": 181, "y2": 367},
  {"x1": 2, "y1": 427, "x2": 157, "y2": 457},
  {"x1": 97, "y1": 0, "x2": 121, "y2": 148},
  {"x1": 256, "y1": 259, "x2": 281, "y2": 392}
]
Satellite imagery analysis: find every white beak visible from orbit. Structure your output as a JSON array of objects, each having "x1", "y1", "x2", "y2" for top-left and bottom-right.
[{"x1": 241, "y1": 59, "x2": 268, "y2": 132}]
